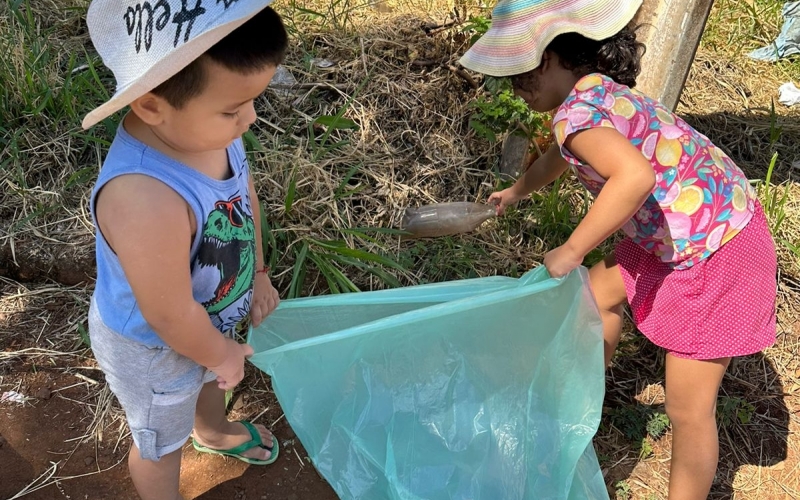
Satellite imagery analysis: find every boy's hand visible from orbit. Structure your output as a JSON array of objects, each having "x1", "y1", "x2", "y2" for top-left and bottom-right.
[
  {"x1": 207, "y1": 338, "x2": 253, "y2": 390},
  {"x1": 543, "y1": 244, "x2": 584, "y2": 278},
  {"x1": 251, "y1": 273, "x2": 280, "y2": 327},
  {"x1": 488, "y1": 187, "x2": 525, "y2": 216}
]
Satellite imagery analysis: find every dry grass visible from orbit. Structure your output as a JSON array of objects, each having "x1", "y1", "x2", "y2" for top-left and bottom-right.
[{"x1": 0, "y1": 0, "x2": 799, "y2": 499}]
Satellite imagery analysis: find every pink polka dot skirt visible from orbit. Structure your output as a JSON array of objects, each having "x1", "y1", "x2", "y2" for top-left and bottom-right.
[{"x1": 616, "y1": 202, "x2": 777, "y2": 360}]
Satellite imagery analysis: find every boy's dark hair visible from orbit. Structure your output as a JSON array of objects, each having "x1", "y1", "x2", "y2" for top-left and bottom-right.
[
  {"x1": 512, "y1": 26, "x2": 645, "y2": 90},
  {"x1": 152, "y1": 6, "x2": 288, "y2": 108}
]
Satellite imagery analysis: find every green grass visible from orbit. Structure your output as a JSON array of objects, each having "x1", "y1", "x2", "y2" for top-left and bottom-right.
[
  {"x1": 0, "y1": 0, "x2": 114, "y2": 233},
  {"x1": 0, "y1": 1, "x2": 113, "y2": 143},
  {"x1": 752, "y1": 103, "x2": 800, "y2": 263},
  {"x1": 285, "y1": 0, "x2": 369, "y2": 32},
  {"x1": 308, "y1": 73, "x2": 370, "y2": 162},
  {"x1": 0, "y1": 0, "x2": 544, "y2": 299},
  {"x1": 76, "y1": 323, "x2": 90, "y2": 348},
  {"x1": 400, "y1": 237, "x2": 492, "y2": 283},
  {"x1": 260, "y1": 205, "x2": 407, "y2": 298},
  {"x1": 702, "y1": 0, "x2": 800, "y2": 81},
  {"x1": 0, "y1": 0, "x2": 416, "y2": 297}
]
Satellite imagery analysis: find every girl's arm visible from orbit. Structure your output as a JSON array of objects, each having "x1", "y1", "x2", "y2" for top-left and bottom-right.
[
  {"x1": 516, "y1": 143, "x2": 572, "y2": 195},
  {"x1": 489, "y1": 144, "x2": 570, "y2": 214},
  {"x1": 544, "y1": 127, "x2": 655, "y2": 277}
]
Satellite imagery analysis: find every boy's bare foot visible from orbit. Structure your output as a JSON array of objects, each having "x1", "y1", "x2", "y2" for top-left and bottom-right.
[{"x1": 193, "y1": 421, "x2": 276, "y2": 462}]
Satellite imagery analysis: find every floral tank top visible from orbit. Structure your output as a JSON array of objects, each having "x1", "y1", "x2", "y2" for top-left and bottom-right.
[{"x1": 552, "y1": 73, "x2": 756, "y2": 270}]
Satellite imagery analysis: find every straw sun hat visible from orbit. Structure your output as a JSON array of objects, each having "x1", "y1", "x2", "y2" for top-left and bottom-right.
[
  {"x1": 82, "y1": 0, "x2": 275, "y2": 129},
  {"x1": 460, "y1": 0, "x2": 643, "y2": 77}
]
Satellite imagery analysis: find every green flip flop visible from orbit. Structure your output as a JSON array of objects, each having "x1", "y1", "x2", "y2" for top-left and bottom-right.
[{"x1": 192, "y1": 420, "x2": 279, "y2": 465}]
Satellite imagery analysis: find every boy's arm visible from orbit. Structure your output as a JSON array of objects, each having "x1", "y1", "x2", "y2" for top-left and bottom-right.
[
  {"x1": 95, "y1": 174, "x2": 250, "y2": 388},
  {"x1": 248, "y1": 174, "x2": 279, "y2": 326},
  {"x1": 489, "y1": 144, "x2": 570, "y2": 215}
]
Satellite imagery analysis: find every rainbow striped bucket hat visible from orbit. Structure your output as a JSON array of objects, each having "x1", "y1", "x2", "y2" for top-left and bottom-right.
[{"x1": 460, "y1": 0, "x2": 643, "y2": 77}]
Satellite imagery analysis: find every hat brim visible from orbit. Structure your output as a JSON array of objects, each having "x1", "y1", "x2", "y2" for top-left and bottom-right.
[
  {"x1": 459, "y1": 1, "x2": 643, "y2": 77},
  {"x1": 82, "y1": 3, "x2": 271, "y2": 130}
]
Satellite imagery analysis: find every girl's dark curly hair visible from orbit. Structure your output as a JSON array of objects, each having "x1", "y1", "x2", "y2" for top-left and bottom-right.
[{"x1": 512, "y1": 26, "x2": 646, "y2": 90}]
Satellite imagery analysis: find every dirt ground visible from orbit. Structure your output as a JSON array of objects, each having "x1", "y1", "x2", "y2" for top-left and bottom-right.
[
  {"x1": 0, "y1": 356, "x2": 339, "y2": 499},
  {"x1": 0, "y1": 280, "x2": 337, "y2": 500}
]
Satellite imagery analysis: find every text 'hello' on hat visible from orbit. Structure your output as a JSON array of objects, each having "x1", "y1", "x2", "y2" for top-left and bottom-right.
[
  {"x1": 82, "y1": 0, "x2": 275, "y2": 129},
  {"x1": 460, "y1": 0, "x2": 643, "y2": 77}
]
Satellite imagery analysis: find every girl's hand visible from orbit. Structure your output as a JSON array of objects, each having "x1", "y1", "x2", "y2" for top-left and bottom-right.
[
  {"x1": 251, "y1": 272, "x2": 280, "y2": 327},
  {"x1": 543, "y1": 244, "x2": 584, "y2": 278},
  {"x1": 488, "y1": 187, "x2": 525, "y2": 216},
  {"x1": 207, "y1": 338, "x2": 253, "y2": 390}
]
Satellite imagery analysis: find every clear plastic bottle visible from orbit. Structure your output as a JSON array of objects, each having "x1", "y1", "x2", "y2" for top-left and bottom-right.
[{"x1": 401, "y1": 202, "x2": 497, "y2": 239}]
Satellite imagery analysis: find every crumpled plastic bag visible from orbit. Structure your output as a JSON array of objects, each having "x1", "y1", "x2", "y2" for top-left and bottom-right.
[
  {"x1": 268, "y1": 65, "x2": 298, "y2": 97},
  {"x1": 779, "y1": 82, "x2": 800, "y2": 106},
  {"x1": 749, "y1": 2, "x2": 800, "y2": 61},
  {"x1": 248, "y1": 267, "x2": 609, "y2": 500}
]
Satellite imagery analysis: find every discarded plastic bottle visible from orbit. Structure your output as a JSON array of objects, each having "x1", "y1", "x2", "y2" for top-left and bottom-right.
[{"x1": 401, "y1": 202, "x2": 496, "y2": 239}]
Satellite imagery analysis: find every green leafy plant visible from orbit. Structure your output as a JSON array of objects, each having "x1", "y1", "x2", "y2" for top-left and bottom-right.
[
  {"x1": 611, "y1": 405, "x2": 671, "y2": 440},
  {"x1": 460, "y1": 15, "x2": 491, "y2": 45},
  {"x1": 610, "y1": 404, "x2": 671, "y2": 458},
  {"x1": 469, "y1": 77, "x2": 547, "y2": 143},
  {"x1": 638, "y1": 439, "x2": 654, "y2": 460},
  {"x1": 717, "y1": 396, "x2": 755, "y2": 428},
  {"x1": 646, "y1": 411, "x2": 671, "y2": 440},
  {"x1": 615, "y1": 480, "x2": 632, "y2": 500}
]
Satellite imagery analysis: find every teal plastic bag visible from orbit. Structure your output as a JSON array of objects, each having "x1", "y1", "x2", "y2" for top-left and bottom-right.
[{"x1": 248, "y1": 267, "x2": 608, "y2": 500}]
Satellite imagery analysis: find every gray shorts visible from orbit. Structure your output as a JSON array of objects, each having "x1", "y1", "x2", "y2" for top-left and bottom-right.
[{"x1": 89, "y1": 300, "x2": 217, "y2": 461}]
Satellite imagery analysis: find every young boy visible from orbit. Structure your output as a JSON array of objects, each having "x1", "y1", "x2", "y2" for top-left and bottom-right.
[{"x1": 82, "y1": 1, "x2": 287, "y2": 498}]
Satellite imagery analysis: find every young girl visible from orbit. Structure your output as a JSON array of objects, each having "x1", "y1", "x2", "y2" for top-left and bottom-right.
[{"x1": 461, "y1": 1, "x2": 777, "y2": 498}]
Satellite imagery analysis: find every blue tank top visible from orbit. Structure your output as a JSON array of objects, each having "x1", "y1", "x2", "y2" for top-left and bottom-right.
[{"x1": 91, "y1": 123, "x2": 256, "y2": 347}]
